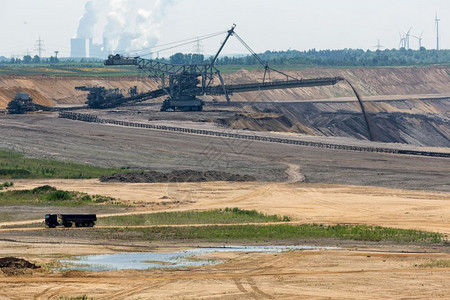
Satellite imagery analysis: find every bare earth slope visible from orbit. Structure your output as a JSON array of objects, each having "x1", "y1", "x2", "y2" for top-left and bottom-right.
[
  {"x1": 0, "y1": 75, "x2": 158, "y2": 108},
  {"x1": 219, "y1": 66, "x2": 450, "y2": 102},
  {"x1": 227, "y1": 99, "x2": 450, "y2": 147},
  {"x1": 1, "y1": 66, "x2": 449, "y2": 109}
]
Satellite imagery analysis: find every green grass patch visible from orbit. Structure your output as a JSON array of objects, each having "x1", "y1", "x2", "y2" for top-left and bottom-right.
[
  {"x1": 0, "y1": 185, "x2": 116, "y2": 207},
  {"x1": 88, "y1": 224, "x2": 444, "y2": 244},
  {"x1": 2, "y1": 61, "x2": 449, "y2": 77},
  {"x1": 0, "y1": 64, "x2": 140, "y2": 77},
  {"x1": 0, "y1": 63, "x2": 303, "y2": 77},
  {"x1": 417, "y1": 259, "x2": 450, "y2": 268},
  {"x1": 0, "y1": 149, "x2": 128, "y2": 179},
  {"x1": 97, "y1": 207, "x2": 290, "y2": 226}
]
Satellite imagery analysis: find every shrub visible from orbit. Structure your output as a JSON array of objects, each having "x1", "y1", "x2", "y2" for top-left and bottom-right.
[
  {"x1": 46, "y1": 190, "x2": 72, "y2": 201},
  {"x1": 32, "y1": 185, "x2": 57, "y2": 194},
  {"x1": 0, "y1": 169, "x2": 31, "y2": 177},
  {"x1": 81, "y1": 195, "x2": 92, "y2": 202}
]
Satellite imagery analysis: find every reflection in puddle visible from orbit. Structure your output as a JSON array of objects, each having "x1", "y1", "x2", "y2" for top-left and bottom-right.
[{"x1": 60, "y1": 245, "x2": 335, "y2": 271}]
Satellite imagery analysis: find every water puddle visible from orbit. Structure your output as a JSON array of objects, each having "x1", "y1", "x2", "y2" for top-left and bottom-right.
[{"x1": 60, "y1": 245, "x2": 335, "y2": 271}]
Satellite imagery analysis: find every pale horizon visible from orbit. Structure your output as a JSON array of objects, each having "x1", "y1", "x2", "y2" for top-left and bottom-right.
[{"x1": 0, "y1": 0, "x2": 448, "y2": 58}]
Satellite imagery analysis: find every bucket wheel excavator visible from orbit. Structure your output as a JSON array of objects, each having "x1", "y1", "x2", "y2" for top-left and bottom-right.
[{"x1": 95, "y1": 25, "x2": 343, "y2": 111}]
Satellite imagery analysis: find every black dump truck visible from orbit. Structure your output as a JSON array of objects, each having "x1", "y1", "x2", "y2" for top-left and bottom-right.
[{"x1": 45, "y1": 214, "x2": 97, "y2": 228}]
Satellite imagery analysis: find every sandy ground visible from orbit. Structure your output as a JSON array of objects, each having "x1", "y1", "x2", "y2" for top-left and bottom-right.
[
  {"x1": 0, "y1": 239, "x2": 449, "y2": 299},
  {"x1": 3, "y1": 180, "x2": 449, "y2": 235},
  {"x1": 1, "y1": 182, "x2": 449, "y2": 299}
]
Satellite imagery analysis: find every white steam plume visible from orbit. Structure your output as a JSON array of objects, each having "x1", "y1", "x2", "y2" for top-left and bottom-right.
[
  {"x1": 76, "y1": 1, "x2": 98, "y2": 39},
  {"x1": 75, "y1": 0, "x2": 178, "y2": 54}
]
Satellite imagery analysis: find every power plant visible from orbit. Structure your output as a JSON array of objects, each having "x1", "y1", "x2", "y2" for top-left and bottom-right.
[{"x1": 70, "y1": 37, "x2": 110, "y2": 59}]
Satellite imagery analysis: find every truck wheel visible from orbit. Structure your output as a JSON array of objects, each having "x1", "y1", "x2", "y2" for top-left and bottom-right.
[
  {"x1": 75, "y1": 222, "x2": 80, "y2": 227},
  {"x1": 49, "y1": 224, "x2": 56, "y2": 228},
  {"x1": 89, "y1": 222, "x2": 94, "y2": 227},
  {"x1": 63, "y1": 223, "x2": 73, "y2": 228}
]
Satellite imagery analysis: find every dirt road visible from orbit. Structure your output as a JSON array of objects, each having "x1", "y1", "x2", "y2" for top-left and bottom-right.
[{"x1": 0, "y1": 114, "x2": 449, "y2": 191}]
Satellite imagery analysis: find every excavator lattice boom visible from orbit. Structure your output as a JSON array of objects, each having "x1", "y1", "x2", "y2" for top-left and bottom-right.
[{"x1": 98, "y1": 25, "x2": 343, "y2": 111}]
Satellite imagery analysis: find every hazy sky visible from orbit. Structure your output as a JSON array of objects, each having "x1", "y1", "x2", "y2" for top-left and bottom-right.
[{"x1": 0, "y1": 0, "x2": 448, "y2": 58}]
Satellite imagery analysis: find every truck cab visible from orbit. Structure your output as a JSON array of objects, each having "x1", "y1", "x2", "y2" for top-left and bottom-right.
[{"x1": 45, "y1": 214, "x2": 58, "y2": 228}]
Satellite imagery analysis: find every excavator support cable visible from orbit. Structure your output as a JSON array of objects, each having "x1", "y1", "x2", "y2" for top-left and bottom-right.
[
  {"x1": 233, "y1": 32, "x2": 300, "y2": 82},
  {"x1": 125, "y1": 30, "x2": 227, "y2": 58},
  {"x1": 233, "y1": 32, "x2": 267, "y2": 68}
]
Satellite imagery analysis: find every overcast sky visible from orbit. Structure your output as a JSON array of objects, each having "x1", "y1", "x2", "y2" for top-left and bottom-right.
[{"x1": 0, "y1": 0, "x2": 448, "y2": 58}]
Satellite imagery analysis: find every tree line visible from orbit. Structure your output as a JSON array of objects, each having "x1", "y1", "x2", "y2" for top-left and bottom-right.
[
  {"x1": 163, "y1": 48, "x2": 450, "y2": 67},
  {"x1": 2, "y1": 48, "x2": 450, "y2": 67},
  {"x1": 9, "y1": 55, "x2": 59, "y2": 64}
]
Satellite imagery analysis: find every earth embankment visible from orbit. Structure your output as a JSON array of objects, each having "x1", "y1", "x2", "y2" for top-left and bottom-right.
[
  {"x1": 0, "y1": 75, "x2": 158, "y2": 109},
  {"x1": 1, "y1": 67, "x2": 449, "y2": 147},
  {"x1": 219, "y1": 66, "x2": 450, "y2": 102},
  {"x1": 1, "y1": 66, "x2": 449, "y2": 109}
]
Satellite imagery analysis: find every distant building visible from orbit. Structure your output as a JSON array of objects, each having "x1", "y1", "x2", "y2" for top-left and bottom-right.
[
  {"x1": 70, "y1": 38, "x2": 89, "y2": 58},
  {"x1": 70, "y1": 38, "x2": 109, "y2": 59}
]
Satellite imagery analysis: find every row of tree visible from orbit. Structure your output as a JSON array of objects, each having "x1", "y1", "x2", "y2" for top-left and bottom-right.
[
  {"x1": 247, "y1": 48, "x2": 450, "y2": 67},
  {"x1": 3, "y1": 48, "x2": 450, "y2": 67},
  {"x1": 165, "y1": 48, "x2": 450, "y2": 67},
  {"x1": 9, "y1": 55, "x2": 59, "y2": 64}
]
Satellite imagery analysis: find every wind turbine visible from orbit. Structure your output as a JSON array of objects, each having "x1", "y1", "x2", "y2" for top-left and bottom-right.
[
  {"x1": 435, "y1": 13, "x2": 440, "y2": 50},
  {"x1": 413, "y1": 32, "x2": 423, "y2": 49},
  {"x1": 405, "y1": 27, "x2": 412, "y2": 50},
  {"x1": 399, "y1": 32, "x2": 406, "y2": 49}
]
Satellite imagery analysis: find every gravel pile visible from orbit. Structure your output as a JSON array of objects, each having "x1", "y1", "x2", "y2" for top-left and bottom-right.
[{"x1": 100, "y1": 170, "x2": 256, "y2": 183}]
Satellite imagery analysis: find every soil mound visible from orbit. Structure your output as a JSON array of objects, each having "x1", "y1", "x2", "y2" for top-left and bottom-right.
[
  {"x1": 0, "y1": 257, "x2": 40, "y2": 269},
  {"x1": 100, "y1": 170, "x2": 256, "y2": 183},
  {"x1": 0, "y1": 257, "x2": 40, "y2": 275}
]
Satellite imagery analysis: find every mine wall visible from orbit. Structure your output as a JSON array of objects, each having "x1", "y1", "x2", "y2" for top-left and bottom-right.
[
  {"x1": 0, "y1": 67, "x2": 448, "y2": 147},
  {"x1": 0, "y1": 75, "x2": 159, "y2": 109},
  {"x1": 1, "y1": 66, "x2": 449, "y2": 109},
  {"x1": 223, "y1": 99, "x2": 450, "y2": 147},
  {"x1": 219, "y1": 66, "x2": 450, "y2": 102}
]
